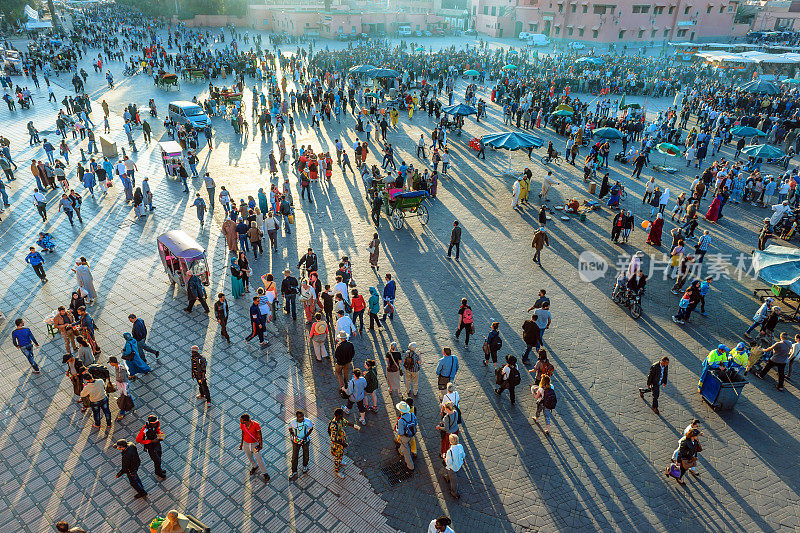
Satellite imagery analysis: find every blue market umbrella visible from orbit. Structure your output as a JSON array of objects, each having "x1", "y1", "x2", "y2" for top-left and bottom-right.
[
  {"x1": 730, "y1": 125, "x2": 766, "y2": 137},
  {"x1": 593, "y1": 127, "x2": 624, "y2": 140},
  {"x1": 753, "y1": 245, "x2": 800, "y2": 295},
  {"x1": 442, "y1": 103, "x2": 477, "y2": 116},
  {"x1": 742, "y1": 144, "x2": 785, "y2": 159},
  {"x1": 482, "y1": 132, "x2": 544, "y2": 150},
  {"x1": 575, "y1": 56, "x2": 606, "y2": 66},
  {"x1": 508, "y1": 49, "x2": 518, "y2": 54},
  {"x1": 551, "y1": 109, "x2": 574, "y2": 117},
  {"x1": 349, "y1": 64, "x2": 376, "y2": 74},
  {"x1": 370, "y1": 68, "x2": 401, "y2": 78},
  {"x1": 738, "y1": 79, "x2": 780, "y2": 95}
]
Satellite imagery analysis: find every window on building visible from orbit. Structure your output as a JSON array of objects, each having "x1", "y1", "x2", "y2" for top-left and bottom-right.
[
  {"x1": 579, "y1": 28, "x2": 584, "y2": 36},
  {"x1": 706, "y1": 5, "x2": 712, "y2": 13},
  {"x1": 719, "y1": 5, "x2": 724, "y2": 13},
  {"x1": 483, "y1": 6, "x2": 488, "y2": 14},
  {"x1": 669, "y1": 6, "x2": 675, "y2": 13},
  {"x1": 651, "y1": 29, "x2": 656, "y2": 37},
  {"x1": 638, "y1": 29, "x2": 644, "y2": 37},
  {"x1": 491, "y1": 6, "x2": 496, "y2": 15},
  {"x1": 558, "y1": 4, "x2": 563, "y2": 11},
  {"x1": 499, "y1": 6, "x2": 505, "y2": 16},
  {"x1": 555, "y1": 26, "x2": 561, "y2": 34},
  {"x1": 664, "y1": 29, "x2": 669, "y2": 37},
  {"x1": 582, "y1": 4, "x2": 587, "y2": 12},
  {"x1": 677, "y1": 29, "x2": 687, "y2": 36},
  {"x1": 593, "y1": 4, "x2": 605, "y2": 14},
  {"x1": 473, "y1": 6, "x2": 477, "y2": 14},
  {"x1": 684, "y1": 5, "x2": 691, "y2": 14},
  {"x1": 571, "y1": 4, "x2": 576, "y2": 12},
  {"x1": 568, "y1": 27, "x2": 574, "y2": 35},
  {"x1": 654, "y1": 6, "x2": 664, "y2": 14},
  {"x1": 619, "y1": 29, "x2": 626, "y2": 38},
  {"x1": 727, "y1": 3, "x2": 735, "y2": 12},
  {"x1": 593, "y1": 29, "x2": 599, "y2": 37},
  {"x1": 632, "y1": 5, "x2": 650, "y2": 13}
]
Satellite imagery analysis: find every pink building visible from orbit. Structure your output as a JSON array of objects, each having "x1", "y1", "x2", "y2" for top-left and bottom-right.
[{"x1": 471, "y1": 0, "x2": 746, "y2": 43}]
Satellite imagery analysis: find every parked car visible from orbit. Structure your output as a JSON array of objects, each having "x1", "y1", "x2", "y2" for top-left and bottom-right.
[
  {"x1": 399, "y1": 26, "x2": 412, "y2": 37},
  {"x1": 423, "y1": 30, "x2": 432, "y2": 37},
  {"x1": 336, "y1": 33, "x2": 350, "y2": 41},
  {"x1": 568, "y1": 41, "x2": 586, "y2": 50},
  {"x1": 415, "y1": 30, "x2": 423, "y2": 37},
  {"x1": 519, "y1": 32, "x2": 532, "y2": 40},
  {"x1": 525, "y1": 34, "x2": 551, "y2": 46},
  {"x1": 431, "y1": 28, "x2": 444, "y2": 36},
  {"x1": 168, "y1": 101, "x2": 210, "y2": 129},
  {"x1": 465, "y1": 29, "x2": 477, "y2": 36}
]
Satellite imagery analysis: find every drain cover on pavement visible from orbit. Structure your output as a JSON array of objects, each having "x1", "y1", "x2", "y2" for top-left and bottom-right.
[{"x1": 380, "y1": 461, "x2": 414, "y2": 485}]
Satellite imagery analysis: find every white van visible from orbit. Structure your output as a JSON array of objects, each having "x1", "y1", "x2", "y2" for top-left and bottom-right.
[
  {"x1": 398, "y1": 25, "x2": 412, "y2": 37},
  {"x1": 526, "y1": 34, "x2": 551, "y2": 47}
]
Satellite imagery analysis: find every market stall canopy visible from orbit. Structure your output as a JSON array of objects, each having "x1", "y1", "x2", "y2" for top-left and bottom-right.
[
  {"x1": 551, "y1": 109, "x2": 574, "y2": 116},
  {"x1": 730, "y1": 125, "x2": 766, "y2": 137},
  {"x1": 656, "y1": 143, "x2": 682, "y2": 156},
  {"x1": 349, "y1": 64, "x2": 376, "y2": 74},
  {"x1": 481, "y1": 132, "x2": 544, "y2": 150},
  {"x1": 593, "y1": 127, "x2": 624, "y2": 140},
  {"x1": 442, "y1": 103, "x2": 477, "y2": 116},
  {"x1": 463, "y1": 69, "x2": 479, "y2": 76},
  {"x1": 753, "y1": 245, "x2": 800, "y2": 294},
  {"x1": 555, "y1": 104, "x2": 573, "y2": 112},
  {"x1": 742, "y1": 144, "x2": 785, "y2": 158},
  {"x1": 739, "y1": 51, "x2": 798, "y2": 64},
  {"x1": 159, "y1": 141, "x2": 183, "y2": 155},
  {"x1": 575, "y1": 56, "x2": 606, "y2": 66},
  {"x1": 370, "y1": 68, "x2": 400, "y2": 78},
  {"x1": 738, "y1": 79, "x2": 780, "y2": 94},
  {"x1": 696, "y1": 51, "x2": 756, "y2": 64},
  {"x1": 502, "y1": 64, "x2": 517, "y2": 71},
  {"x1": 157, "y1": 230, "x2": 206, "y2": 260}
]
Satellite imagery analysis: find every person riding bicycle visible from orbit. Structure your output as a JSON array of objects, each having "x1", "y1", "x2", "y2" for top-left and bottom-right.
[{"x1": 546, "y1": 141, "x2": 557, "y2": 161}]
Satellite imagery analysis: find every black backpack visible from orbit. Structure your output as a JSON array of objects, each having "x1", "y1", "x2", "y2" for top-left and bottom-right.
[
  {"x1": 509, "y1": 367, "x2": 521, "y2": 387},
  {"x1": 542, "y1": 388, "x2": 557, "y2": 410}
]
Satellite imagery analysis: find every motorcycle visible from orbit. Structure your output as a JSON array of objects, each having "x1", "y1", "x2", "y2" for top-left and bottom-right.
[{"x1": 611, "y1": 278, "x2": 643, "y2": 319}]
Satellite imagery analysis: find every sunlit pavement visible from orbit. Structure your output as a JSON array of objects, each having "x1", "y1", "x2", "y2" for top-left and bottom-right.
[{"x1": 0, "y1": 32, "x2": 798, "y2": 532}]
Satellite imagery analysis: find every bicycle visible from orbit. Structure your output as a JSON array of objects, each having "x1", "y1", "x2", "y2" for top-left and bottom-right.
[{"x1": 541, "y1": 154, "x2": 562, "y2": 165}]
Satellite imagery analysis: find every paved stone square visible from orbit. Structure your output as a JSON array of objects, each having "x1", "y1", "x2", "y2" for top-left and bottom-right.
[{"x1": 1, "y1": 33, "x2": 799, "y2": 533}]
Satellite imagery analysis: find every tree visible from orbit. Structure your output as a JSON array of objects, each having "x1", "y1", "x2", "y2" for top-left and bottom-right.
[{"x1": 47, "y1": 0, "x2": 59, "y2": 30}]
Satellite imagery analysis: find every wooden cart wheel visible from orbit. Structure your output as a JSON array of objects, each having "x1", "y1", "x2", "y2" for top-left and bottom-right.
[
  {"x1": 391, "y1": 208, "x2": 404, "y2": 229},
  {"x1": 418, "y1": 204, "x2": 429, "y2": 225}
]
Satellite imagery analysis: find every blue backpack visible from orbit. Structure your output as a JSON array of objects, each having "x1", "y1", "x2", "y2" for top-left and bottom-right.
[{"x1": 401, "y1": 413, "x2": 417, "y2": 437}]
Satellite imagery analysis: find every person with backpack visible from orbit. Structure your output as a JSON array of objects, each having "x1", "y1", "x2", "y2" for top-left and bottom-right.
[
  {"x1": 403, "y1": 342, "x2": 422, "y2": 397},
  {"x1": 393, "y1": 401, "x2": 417, "y2": 472},
  {"x1": 483, "y1": 321, "x2": 502, "y2": 369},
  {"x1": 136, "y1": 414, "x2": 167, "y2": 479},
  {"x1": 436, "y1": 401, "x2": 460, "y2": 455},
  {"x1": 529, "y1": 349, "x2": 555, "y2": 384},
  {"x1": 532, "y1": 375, "x2": 556, "y2": 435},
  {"x1": 435, "y1": 347, "x2": 459, "y2": 398},
  {"x1": 532, "y1": 302, "x2": 552, "y2": 350},
  {"x1": 454, "y1": 298, "x2": 473, "y2": 348},
  {"x1": 495, "y1": 355, "x2": 521, "y2": 405}
]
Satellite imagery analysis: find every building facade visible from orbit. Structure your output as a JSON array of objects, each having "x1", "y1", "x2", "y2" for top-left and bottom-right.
[{"x1": 470, "y1": 0, "x2": 747, "y2": 43}]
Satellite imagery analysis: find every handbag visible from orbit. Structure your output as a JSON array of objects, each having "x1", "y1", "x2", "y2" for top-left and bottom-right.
[
  {"x1": 681, "y1": 457, "x2": 697, "y2": 469},
  {"x1": 666, "y1": 463, "x2": 681, "y2": 479},
  {"x1": 482, "y1": 341, "x2": 491, "y2": 356}
]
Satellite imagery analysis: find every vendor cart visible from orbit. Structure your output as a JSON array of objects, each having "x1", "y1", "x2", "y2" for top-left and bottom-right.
[
  {"x1": 157, "y1": 230, "x2": 210, "y2": 290},
  {"x1": 159, "y1": 141, "x2": 184, "y2": 177},
  {"x1": 699, "y1": 369, "x2": 746, "y2": 410}
]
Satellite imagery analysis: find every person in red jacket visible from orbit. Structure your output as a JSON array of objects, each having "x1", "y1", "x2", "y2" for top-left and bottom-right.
[{"x1": 136, "y1": 414, "x2": 167, "y2": 479}]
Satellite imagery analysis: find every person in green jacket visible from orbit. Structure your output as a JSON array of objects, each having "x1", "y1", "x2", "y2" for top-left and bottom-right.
[
  {"x1": 698, "y1": 344, "x2": 729, "y2": 390},
  {"x1": 368, "y1": 287, "x2": 382, "y2": 331}
]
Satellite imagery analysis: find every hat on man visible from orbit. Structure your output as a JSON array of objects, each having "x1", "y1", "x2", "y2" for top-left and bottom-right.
[
  {"x1": 284, "y1": 269, "x2": 291, "y2": 275},
  {"x1": 338, "y1": 330, "x2": 347, "y2": 339},
  {"x1": 395, "y1": 401, "x2": 411, "y2": 414}
]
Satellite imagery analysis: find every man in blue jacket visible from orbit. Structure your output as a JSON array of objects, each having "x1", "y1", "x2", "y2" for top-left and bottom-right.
[
  {"x1": 12, "y1": 318, "x2": 40, "y2": 373},
  {"x1": 185, "y1": 272, "x2": 209, "y2": 314},
  {"x1": 129, "y1": 314, "x2": 159, "y2": 361},
  {"x1": 25, "y1": 246, "x2": 47, "y2": 283},
  {"x1": 381, "y1": 273, "x2": 396, "y2": 321},
  {"x1": 435, "y1": 347, "x2": 459, "y2": 398}
]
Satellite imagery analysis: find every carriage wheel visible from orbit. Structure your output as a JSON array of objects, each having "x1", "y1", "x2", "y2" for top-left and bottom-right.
[
  {"x1": 391, "y1": 208, "x2": 404, "y2": 229},
  {"x1": 418, "y1": 204, "x2": 429, "y2": 225}
]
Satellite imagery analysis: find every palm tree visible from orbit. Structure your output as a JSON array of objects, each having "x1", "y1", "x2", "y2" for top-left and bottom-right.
[{"x1": 47, "y1": 0, "x2": 59, "y2": 31}]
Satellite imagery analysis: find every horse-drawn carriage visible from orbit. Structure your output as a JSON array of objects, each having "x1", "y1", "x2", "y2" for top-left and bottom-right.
[
  {"x1": 383, "y1": 190, "x2": 429, "y2": 229},
  {"x1": 182, "y1": 67, "x2": 208, "y2": 82},
  {"x1": 155, "y1": 72, "x2": 180, "y2": 90},
  {"x1": 210, "y1": 86, "x2": 245, "y2": 116}
]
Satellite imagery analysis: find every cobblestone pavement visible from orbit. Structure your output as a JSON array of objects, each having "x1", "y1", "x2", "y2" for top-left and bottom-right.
[{"x1": 0, "y1": 33, "x2": 799, "y2": 533}]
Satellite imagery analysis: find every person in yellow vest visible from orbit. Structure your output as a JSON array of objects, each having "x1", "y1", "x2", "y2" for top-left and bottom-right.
[
  {"x1": 698, "y1": 344, "x2": 729, "y2": 390},
  {"x1": 728, "y1": 342, "x2": 749, "y2": 375},
  {"x1": 390, "y1": 108, "x2": 399, "y2": 128}
]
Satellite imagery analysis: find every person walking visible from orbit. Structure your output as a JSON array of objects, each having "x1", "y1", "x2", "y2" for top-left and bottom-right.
[
  {"x1": 448, "y1": 220, "x2": 462, "y2": 260},
  {"x1": 483, "y1": 321, "x2": 502, "y2": 368},
  {"x1": 115, "y1": 440, "x2": 148, "y2": 499},
  {"x1": 193, "y1": 193, "x2": 207, "y2": 226},
  {"x1": 281, "y1": 269, "x2": 299, "y2": 320},
  {"x1": 25, "y1": 246, "x2": 47, "y2": 283},
  {"x1": 80, "y1": 372, "x2": 111, "y2": 429},
  {"x1": 334, "y1": 331, "x2": 355, "y2": 387},
  {"x1": 531, "y1": 227, "x2": 549, "y2": 265},
  {"x1": 436, "y1": 401, "x2": 460, "y2": 459},
  {"x1": 639, "y1": 356, "x2": 669, "y2": 414},
  {"x1": 213, "y1": 293, "x2": 231, "y2": 344},
  {"x1": 245, "y1": 296, "x2": 269, "y2": 346},
  {"x1": 191, "y1": 346, "x2": 211, "y2": 405},
  {"x1": 184, "y1": 272, "x2": 210, "y2": 313},
  {"x1": 53, "y1": 306, "x2": 77, "y2": 355},
  {"x1": 694, "y1": 230, "x2": 712, "y2": 263},
  {"x1": 428, "y1": 516, "x2": 455, "y2": 533},
  {"x1": 393, "y1": 401, "x2": 417, "y2": 473},
  {"x1": 435, "y1": 347, "x2": 459, "y2": 398},
  {"x1": 136, "y1": 414, "x2": 167, "y2": 479},
  {"x1": 12, "y1": 318, "x2": 41, "y2": 373},
  {"x1": 239, "y1": 413, "x2": 270, "y2": 482},
  {"x1": 532, "y1": 375, "x2": 557, "y2": 435},
  {"x1": 288, "y1": 410, "x2": 314, "y2": 480},
  {"x1": 442, "y1": 434, "x2": 465, "y2": 500},
  {"x1": 403, "y1": 342, "x2": 422, "y2": 397},
  {"x1": 72, "y1": 258, "x2": 97, "y2": 304},
  {"x1": 328, "y1": 407, "x2": 360, "y2": 478},
  {"x1": 108, "y1": 357, "x2": 134, "y2": 421},
  {"x1": 495, "y1": 355, "x2": 521, "y2": 404},
  {"x1": 128, "y1": 314, "x2": 159, "y2": 361},
  {"x1": 342, "y1": 368, "x2": 368, "y2": 425},
  {"x1": 454, "y1": 298, "x2": 473, "y2": 348},
  {"x1": 758, "y1": 331, "x2": 792, "y2": 391},
  {"x1": 745, "y1": 298, "x2": 774, "y2": 337},
  {"x1": 380, "y1": 273, "x2": 396, "y2": 321}
]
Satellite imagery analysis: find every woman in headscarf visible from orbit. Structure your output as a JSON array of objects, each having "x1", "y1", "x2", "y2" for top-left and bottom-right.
[
  {"x1": 222, "y1": 215, "x2": 238, "y2": 253},
  {"x1": 646, "y1": 212, "x2": 664, "y2": 246},
  {"x1": 257, "y1": 187, "x2": 268, "y2": 215},
  {"x1": 328, "y1": 407, "x2": 360, "y2": 479},
  {"x1": 705, "y1": 193, "x2": 722, "y2": 223},
  {"x1": 299, "y1": 279, "x2": 317, "y2": 323},
  {"x1": 121, "y1": 332, "x2": 151, "y2": 376},
  {"x1": 658, "y1": 187, "x2": 670, "y2": 214},
  {"x1": 72, "y1": 257, "x2": 97, "y2": 305},
  {"x1": 598, "y1": 172, "x2": 610, "y2": 199},
  {"x1": 368, "y1": 232, "x2": 380, "y2": 270},
  {"x1": 269, "y1": 152, "x2": 278, "y2": 178},
  {"x1": 132, "y1": 186, "x2": 144, "y2": 218},
  {"x1": 230, "y1": 256, "x2": 244, "y2": 299}
]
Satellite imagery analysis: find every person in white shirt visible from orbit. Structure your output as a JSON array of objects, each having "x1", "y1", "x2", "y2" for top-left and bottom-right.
[
  {"x1": 427, "y1": 515, "x2": 455, "y2": 533},
  {"x1": 788, "y1": 333, "x2": 800, "y2": 379},
  {"x1": 336, "y1": 310, "x2": 356, "y2": 340},
  {"x1": 334, "y1": 276, "x2": 350, "y2": 310},
  {"x1": 442, "y1": 434, "x2": 465, "y2": 499},
  {"x1": 441, "y1": 382, "x2": 460, "y2": 412}
]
